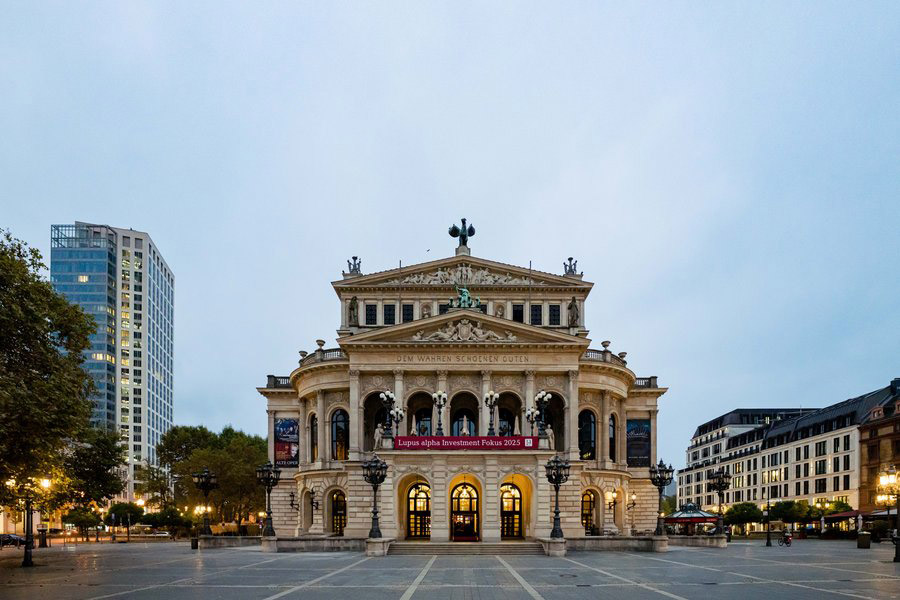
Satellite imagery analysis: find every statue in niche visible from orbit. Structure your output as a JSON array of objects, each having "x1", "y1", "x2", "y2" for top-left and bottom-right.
[
  {"x1": 545, "y1": 424, "x2": 555, "y2": 449},
  {"x1": 348, "y1": 296, "x2": 359, "y2": 326},
  {"x1": 567, "y1": 296, "x2": 579, "y2": 327},
  {"x1": 373, "y1": 423, "x2": 383, "y2": 449},
  {"x1": 460, "y1": 415, "x2": 470, "y2": 436},
  {"x1": 421, "y1": 304, "x2": 432, "y2": 318},
  {"x1": 494, "y1": 304, "x2": 505, "y2": 318}
]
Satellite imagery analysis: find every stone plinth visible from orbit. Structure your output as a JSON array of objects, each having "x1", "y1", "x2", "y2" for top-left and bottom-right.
[
  {"x1": 666, "y1": 535, "x2": 726, "y2": 548},
  {"x1": 198, "y1": 535, "x2": 262, "y2": 549},
  {"x1": 538, "y1": 537, "x2": 567, "y2": 556},
  {"x1": 263, "y1": 535, "x2": 365, "y2": 553},
  {"x1": 568, "y1": 535, "x2": 668, "y2": 552},
  {"x1": 366, "y1": 537, "x2": 395, "y2": 556}
]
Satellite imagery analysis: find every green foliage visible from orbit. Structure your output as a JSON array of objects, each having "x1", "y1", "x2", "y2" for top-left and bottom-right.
[
  {"x1": 63, "y1": 507, "x2": 101, "y2": 530},
  {"x1": 661, "y1": 495, "x2": 677, "y2": 515},
  {"x1": 156, "y1": 425, "x2": 218, "y2": 470},
  {"x1": 168, "y1": 426, "x2": 267, "y2": 524},
  {"x1": 140, "y1": 506, "x2": 190, "y2": 531},
  {"x1": 0, "y1": 230, "x2": 95, "y2": 504},
  {"x1": 826, "y1": 500, "x2": 853, "y2": 514},
  {"x1": 134, "y1": 464, "x2": 174, "y2": 508},
  {"x1": 724, "y1": 502, "x2": 763, "y2": 526},
  {"x1": 104, "y1": 502, "x2": 144, "y2": 526},
  {"x1": 57, "y1": 429, "x2": 126, "y2": 509},
  {"x1": 770, "y1": 500, "x2": 807, "y2": 523}
]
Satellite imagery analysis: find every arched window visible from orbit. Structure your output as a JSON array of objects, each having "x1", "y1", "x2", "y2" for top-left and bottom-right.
[
  {"x1": 579, "y1": 410, "x2": 596, "y2": 460},
  {"x1": 309, "y1": 415, "x2": 318, "y2": 462},
  {"x1": 452, "y1": 409, "x2": 477, "y2": 437},
  {"x1": 608, "y1": 415, "x2": 616, "y2": 462},
  {"x1": 331, "y1": 410, "x2": 349, "y2": 460},
  {"x1": 413, "y1": 408, "x2": 432, "y2": 436}
]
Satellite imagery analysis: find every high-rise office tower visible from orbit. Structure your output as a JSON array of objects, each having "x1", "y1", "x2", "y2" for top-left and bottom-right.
[{"x1": 50, "y1": 223, "x2": 174, "y2": 499}]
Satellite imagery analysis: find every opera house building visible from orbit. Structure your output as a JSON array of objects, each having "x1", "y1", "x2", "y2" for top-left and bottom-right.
[{"x1": 258, "y1": 224, "x2": 667, "y2": 551}]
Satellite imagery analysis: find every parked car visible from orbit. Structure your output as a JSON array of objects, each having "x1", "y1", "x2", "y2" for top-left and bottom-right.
[{"x1": 1, "y1": 533, "x2": 26, "y2": 548}]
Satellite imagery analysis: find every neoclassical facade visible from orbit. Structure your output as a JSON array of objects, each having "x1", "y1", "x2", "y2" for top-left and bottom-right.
[{"x1": 258, "y1": 233, "x2": 667, "y2": 544}]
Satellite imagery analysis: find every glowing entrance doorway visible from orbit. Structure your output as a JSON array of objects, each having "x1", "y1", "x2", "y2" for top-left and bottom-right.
[
  {"x1": 450, "y1": 483, "x2": 479, "y2": 541},
  {"x1": 407, "y1": 483, "x2": 431, "y2": 539},
  {"x1": 500, "y1": 483, "x2": 523, "y2": 538}
]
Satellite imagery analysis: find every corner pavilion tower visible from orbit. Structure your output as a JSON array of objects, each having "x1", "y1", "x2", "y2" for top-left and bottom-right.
[{"x1": 258, "y1": 222, "x2": 667, "y2": 545}]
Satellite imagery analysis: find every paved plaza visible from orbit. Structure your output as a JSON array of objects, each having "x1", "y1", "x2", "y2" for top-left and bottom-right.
[{"x1": 2, "y1": 539, "x2": 899, "y2": 600}]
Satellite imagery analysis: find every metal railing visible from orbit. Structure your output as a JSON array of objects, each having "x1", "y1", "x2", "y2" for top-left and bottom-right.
[{"x1": 266, "y1": 375, "x2": 292, "y2": 389}]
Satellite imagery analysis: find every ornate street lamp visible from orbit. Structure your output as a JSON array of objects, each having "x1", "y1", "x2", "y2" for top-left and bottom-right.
[
  {"x1": 191, "y1": 467, "x2": 219, "y2": 535},
  {"x1": 708, "y1": 468, "x2": 732, "y2": 534},
  {"x1": 534, "y1": 390, "x2": 551, "y2": 438},
  {"x1": 764, "y1": 496, "x2": 775, "y2": 547},
  {"x1": 379, "y1": 391, "x2": 397, "y2": 439},
  {"x1": 432, "y1": 391, "x2": 447, "y2": 436},
  {"x1": 876, "y1": 464, "x2": 900, "y2": 563},
  {"x1": 545, "y1": 454, "x2": 571, "y2": 539},
  {"x1": 362, "y1": 453, "x2": 388, "y2": 539},
  {"x1": 607, "y1": 490, "x2": 618, "y2": 511},
  {"x1": 525, "y1": 406, "x2": 539, "y2": 436},
  {"x1": 484, "y1": 390, "x2": 500, "y2": 436},
  {"x1": 649, "y1": 459, "x2": 674, "y2": 536},
  {"x1": 255, "y1": 461, "x2": 281, "y2": 537},
  {"x1": 626, "y1": 492, "x2": 638, "y2": 533}
]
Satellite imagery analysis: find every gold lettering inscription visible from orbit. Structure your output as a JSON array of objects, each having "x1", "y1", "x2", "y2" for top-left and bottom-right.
[{"x1": 395, "y1": 354, "x2": 529, "y2": 364}]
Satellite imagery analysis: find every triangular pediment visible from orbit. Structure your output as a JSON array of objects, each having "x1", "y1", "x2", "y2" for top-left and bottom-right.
[
  {"x1": 333, "y1": 254, "x2": 592, "y2": 291},
  {"x1": 338, "y1": 309, "x2": 590, "y2": 348}
]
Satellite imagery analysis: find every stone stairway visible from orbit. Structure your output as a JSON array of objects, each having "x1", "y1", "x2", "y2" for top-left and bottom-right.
[{"x1": 388, "y1": 541, "x2": 545, "y2": 555}]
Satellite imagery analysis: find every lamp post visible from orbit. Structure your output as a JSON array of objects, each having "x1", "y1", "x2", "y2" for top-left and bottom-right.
[
  {"x1": 626, "y1": 492, "x2": 637, "y2": 533},
  {"x1": 525, "y1": 406, "x2": 539, "y2": 436},
  {"x1": 191, "y1": 467, "x2": 219, "y2": 535},
  {"x1": 389, "y1": 404, "x2": 405, "y2": 438},
  {"x1": 534, "y1": 390, "x2": 551, "y2": 438},
  {"x1": 256, "y1": 461, "x2": 282, "y2": 537},
  {"x1": 545, "y1": 454, "x2": 571, "y2": 539},
  {"x1": 362, "y1": 453, "x2": 388, "y2": 539},
  {"x1": 379, "y1": 391, "x2": 396, "y2": 440},
  {"x1": 110, "y1": 512, "x2": 117, "y2": 542},
  {"x1": 484, "y1": 391, "x2": 499, "y2": 436},
  {"x1": 607, "y1": 491, "x2": 618, "y2": 511},
  {"x1": 432, "y1": 391, "x2": 447, "y2": 436},
  {"x1": 649, "y1": 460, "x2": 674, "y2": 536},
  {"x1": 876, "y1": 465, "x2": 900, "y2": 563},
  {"x1": 708, "y1": 468, "x2": 732, "y2": 534},
  {"x1": 764, "y1": 497, "x2": 772, "y2": 547}
]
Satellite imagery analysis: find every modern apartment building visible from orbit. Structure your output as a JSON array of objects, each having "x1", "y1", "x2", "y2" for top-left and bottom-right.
[
  {"x1": 50, "y1": 223, "x2": 175, "y2": 499},
  {"x1": 676, "y1": 379, "x2": 899, "y2": 514}
]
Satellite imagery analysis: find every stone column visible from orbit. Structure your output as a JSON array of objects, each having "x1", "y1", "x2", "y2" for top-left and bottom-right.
[
  {"x1": 480, "y1": 370, "x2": 491, "y2": 436},
  {"x1": 267, "y1": 409, "x2": 275, "y2": 463},
  {"x1": 483, "y1": 456, "x2": 500, "y2": 541},
  {"x1": 650, "y1": 409, "x2": 658, "y2": 465},
  {"x1": 524, "y1": 370, "x2": 535, "y2": 435},
  {"x1": 437, "y1": 370, "x2": 448, "y2": 434},
  {"x1": 349, "y1": 370, "x2": 360, "y2": 461},
  {"x1": 431, "y1": 456, "x2": 449, "y2": 541},
  {"x1": 394, "y1": 369, "x2": 405, "y2": 436},
  {"x1": 316, "y1": 390, "x2": 326, "y2": 465},
  {"x1": 618, "y1": 399, "x2": 627, "y2": 468},
  {"x1": 601, "y1": 391, "x2": 610, "y2": 469},
  {"x1": 298, "y1": 399, "x2": 309, "y2": 465},
  {"x1": 567, "y1": 370, "x2": 579, "y2": 459}
]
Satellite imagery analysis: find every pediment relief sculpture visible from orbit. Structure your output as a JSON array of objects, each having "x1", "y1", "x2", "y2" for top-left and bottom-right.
[
  {"x1": 411, "y1": 319, "x2": 517, "y2": 343},
  {"x1": 385, "y1": 263, "x2": 547, "y2": 286}
]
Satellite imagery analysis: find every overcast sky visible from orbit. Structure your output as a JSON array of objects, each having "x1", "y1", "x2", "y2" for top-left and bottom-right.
[{"x1": 3, "y1": 2, "x2": 898, "y2": 467}]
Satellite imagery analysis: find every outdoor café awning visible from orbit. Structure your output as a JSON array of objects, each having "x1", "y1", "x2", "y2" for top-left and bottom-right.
[
  {"x1": 868, "y1": 508, "x2": 897, "y2": 517},
  {"x1": 824, "y1": 510, "x2": 862, "y2": 521},
  {"x1": 665, "y1": 503, "x2": 718, "y2": 524}
]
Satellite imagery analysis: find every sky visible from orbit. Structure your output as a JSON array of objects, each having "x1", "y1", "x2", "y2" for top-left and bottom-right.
[{"x1": 2, "y1": 2, "x2": 898, "y2": 468}]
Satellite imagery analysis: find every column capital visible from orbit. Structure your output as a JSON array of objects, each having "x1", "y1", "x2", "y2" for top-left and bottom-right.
[
  {"x1": 480, "y1": 369, "x2": 492, "y2": 379},
  {"x1": 349, "y1": 369, "x2": 360, "y2": 379},
  {"x1": 393, "y1": 369, "x2": 404, "y2": 379},
  {"x1": 436, "y1": 370, "x2": 449, "y2": 378},
  {"x1": 525, "y1": 370, "x2": 536, "y2": 380}
]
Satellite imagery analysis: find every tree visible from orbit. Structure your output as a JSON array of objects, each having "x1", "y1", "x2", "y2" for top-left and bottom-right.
[
  {"x1": 62, "y1": 507, "x2": 101, "y2": 541},
  {"x1": 140, "y1": 506, "x2": 190, "y2": 535},
  {"x1": 724, "y1": 502, "x2": 763, "y2": 533},
  {"x1": 104, "y1": 502, "x2": 144, "y2": 527},
  {"x1": 661, "y1": 495, "x2": 677, "y2": 515},
  {"x1": 0, "y1": 231, "x2": 95, "y2": 505},
  {"x1": 826, "y1": 500, "x2": 853, "y2": 515},
  {"x1": 134, "y1": 464, "x2": 173, "y2": 508},
  {"x1": 770, "y1": 500, "x2": 807, "y2": 524},
  {"x1": 57, "y1": 429, "x2": 126, "y2": 509},
  {"x1": 156, "y1": 425, "x2": 218, "y2": 470}
]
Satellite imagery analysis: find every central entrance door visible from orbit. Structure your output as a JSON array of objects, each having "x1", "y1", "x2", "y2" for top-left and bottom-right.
[
  {"x1": 451, "y1": 483, "x2": 479, "y2": 541},
  {"x1": 500, "y1": 483, "x2": 523, "y2": 539},
  {"x1": 407, "y1": 483, "x2": 431, "y2": 539},
  {"x1": 331, "y1": 491, "x2": 347, "y2": 536}
]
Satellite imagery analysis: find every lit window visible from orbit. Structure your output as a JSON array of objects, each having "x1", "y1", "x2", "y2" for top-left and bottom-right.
[{"x1": 78, "y1": 275, "x2": 89, "y2": 283}]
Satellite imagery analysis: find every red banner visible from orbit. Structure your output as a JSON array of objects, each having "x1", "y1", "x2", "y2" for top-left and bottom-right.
[{"x1": 394, "y1": 436, "x2": 539, "y2": 450}]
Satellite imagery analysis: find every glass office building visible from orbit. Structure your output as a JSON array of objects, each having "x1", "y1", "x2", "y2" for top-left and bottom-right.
[{"x1": 51, "y1": 222, "x2": 174, "y2": 499}]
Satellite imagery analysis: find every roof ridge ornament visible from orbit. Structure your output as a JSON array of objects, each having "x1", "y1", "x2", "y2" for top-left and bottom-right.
[
  {"x1": 563, "y1": 257, "x2": 582, "y2": 278},
  {"x1": 343, "y1": 256, "x2": 362, "y2": 278},
  {"x1": 449, "y1": 218, "x2": 475, "y2": 256}
]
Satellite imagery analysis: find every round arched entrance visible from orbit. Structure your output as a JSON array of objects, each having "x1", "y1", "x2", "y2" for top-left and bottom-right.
[
  {"x1": 500, "y1": 483, "x2": 523, "y2": 539},
  {"x1": 407, "y1": 483, "x2": 431, "y2": 539},
  {"x1": 330, "y1": 490, "x2": 347, "y2": 536},
  {"x1": 450, "y1": 482, "x2": 479, "y2": 541}
]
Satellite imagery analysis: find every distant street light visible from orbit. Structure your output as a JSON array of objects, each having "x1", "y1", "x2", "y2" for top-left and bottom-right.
[
  {"x1": 708, "y1": 469, "x2": 732, "y2": 534},
  {"x1": 649, "y1": 460, "x2": 674, "y2": 536},
  {"x1": 545, "y1": 454, "x2": 571, "y2": 539},
  {"x1": 876, "y1": 465, "x2": 899, "y2": 563},
  {"x1": 362, "y1": 453, "x2": 388, "y2": 539},
  {"x1": 256, "y1": 461, "x2": 282, "y2": 537},
  {"x1": 191, "y1": 468, "x2": 218, "y2": 535}
]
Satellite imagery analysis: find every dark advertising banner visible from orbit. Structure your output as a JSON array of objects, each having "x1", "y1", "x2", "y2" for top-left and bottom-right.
[
  {"x1": 395, "y1": 436, "x2": 539, "y2": 450},
  {"x1": 626, "y1": 419, "x2": 651, "y2": 467},
  {"x1": 274, "y1": 418, "x2": 299, "y2": 468}
]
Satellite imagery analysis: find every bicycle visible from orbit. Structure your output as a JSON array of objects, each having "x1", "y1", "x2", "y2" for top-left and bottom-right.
[{"x1": 777, "y1": 535, "x2": 792, "y2": 547}]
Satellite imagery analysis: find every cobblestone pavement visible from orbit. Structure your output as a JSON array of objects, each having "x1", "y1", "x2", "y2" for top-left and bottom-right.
[{"x1": 2, "y1": 539, "x2": 899, "y2": 599}]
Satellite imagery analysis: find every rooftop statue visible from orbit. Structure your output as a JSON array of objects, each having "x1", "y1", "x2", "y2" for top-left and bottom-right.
[{"x1": 449, "y1": 218, "x2": 475, "y2": 250}]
